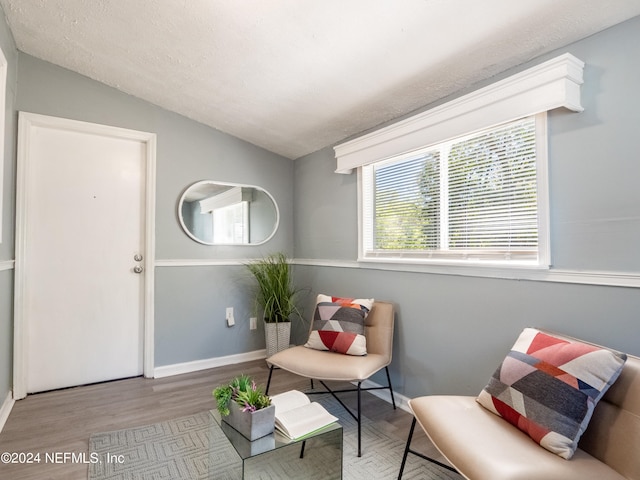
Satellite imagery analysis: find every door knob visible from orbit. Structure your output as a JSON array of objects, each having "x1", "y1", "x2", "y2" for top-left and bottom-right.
[
  {"x1": 133, "y1": 265, "x2": 143, "y2": 274},
  {"x1": 134, "y1": 254, "x2": 143, "y2": 262}
]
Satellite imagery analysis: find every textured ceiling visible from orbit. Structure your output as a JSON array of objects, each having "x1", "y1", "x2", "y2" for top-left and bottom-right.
[{"x1": 2, "y1": 1, "x2": 640, "y2": 160}]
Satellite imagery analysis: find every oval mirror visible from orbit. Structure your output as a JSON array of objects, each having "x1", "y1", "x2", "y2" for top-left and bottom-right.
[{"x1": 178, "y1": 181, "x2": 279, "y2": 245}]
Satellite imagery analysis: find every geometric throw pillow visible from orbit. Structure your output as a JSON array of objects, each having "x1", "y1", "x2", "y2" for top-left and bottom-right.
[
  {"x1": 476, "y1": 327, "x2": 627, "y2": 459},
  {"x1": 304, "y1": 294, "x2": 373, "y2": 356}
]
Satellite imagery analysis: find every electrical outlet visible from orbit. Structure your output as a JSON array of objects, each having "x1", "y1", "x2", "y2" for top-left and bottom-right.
[{"x1": 250, "y1": 317, "x2": 257, "y2": 330}]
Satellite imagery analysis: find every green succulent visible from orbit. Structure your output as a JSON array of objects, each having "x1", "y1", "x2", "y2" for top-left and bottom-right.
[{"x1": 213, "y1": 374, "x2": 271, "y2": 416}]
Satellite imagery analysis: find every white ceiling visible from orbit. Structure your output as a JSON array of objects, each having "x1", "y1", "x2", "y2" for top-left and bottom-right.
[{"x1": 2, "y1": 1, "x2": 640, "y2": 160}]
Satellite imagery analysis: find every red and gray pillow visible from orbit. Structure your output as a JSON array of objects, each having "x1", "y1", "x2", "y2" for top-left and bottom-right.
[
  {"x1": 477, "y1": 327, "x2": 627, "y2": 459},
  {"x1": 304, "y1": 294, "x2": 373, "y2": 356}
]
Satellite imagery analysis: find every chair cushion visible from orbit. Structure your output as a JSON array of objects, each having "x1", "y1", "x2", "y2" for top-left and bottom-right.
[
  {"x1": 410, "y1": 396, "x2": 627, "y2": 480},
  {"x1": 269, "y1": 346, "x2": 390, "y2": 381},
  {"x1": 304, "y1": 294, "x2": 373, "y2": 356},
  {"x1": 477, "y1": 328, "x2": 627, "y2": 459}
]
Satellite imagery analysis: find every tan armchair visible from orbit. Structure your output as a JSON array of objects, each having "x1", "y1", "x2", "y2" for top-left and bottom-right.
[
  {"x1": 265, "y1": 301, "x2": 396, "y2": 457},
  {"x1": 398, "y1": 332, "x2": 640, "y2": 480}
]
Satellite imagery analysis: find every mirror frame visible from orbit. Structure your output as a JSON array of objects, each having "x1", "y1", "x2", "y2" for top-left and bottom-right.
[{"x1": 177, "y1": 180, "x2": 280, "y2": 246}]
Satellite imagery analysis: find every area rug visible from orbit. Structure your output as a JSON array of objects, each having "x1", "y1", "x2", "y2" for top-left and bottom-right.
[{"x1": 88, "y1": 396, "x2": 460, "y2": 480}]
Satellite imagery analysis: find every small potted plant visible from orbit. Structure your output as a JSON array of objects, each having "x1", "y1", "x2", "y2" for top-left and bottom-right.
[
  {"x1": 245, "y1": 252, "x2": 305, "y2": 357},
  {"x1": 213, "y1": 374, "x2": 275, "y2": 441}
]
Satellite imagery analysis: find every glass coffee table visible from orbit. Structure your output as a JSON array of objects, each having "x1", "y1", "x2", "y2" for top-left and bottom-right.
[{"x1": 209, "y1": 410, "x2": 343, "y2": 479}]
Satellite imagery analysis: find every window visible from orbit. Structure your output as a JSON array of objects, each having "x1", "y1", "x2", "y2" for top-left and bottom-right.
[
  {"x1": 212, "y1": 201, "x2": 249, "y2": 244},
  {"x1": 360, "y1": 114, "x2": 549, "y2": 267},
  {"x1": 339, "y1": 53, "x2": 584, "y2": 270}
]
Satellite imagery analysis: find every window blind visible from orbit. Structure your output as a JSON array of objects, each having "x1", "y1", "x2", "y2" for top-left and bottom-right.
[
  {"x1": 362, "y1": 115, "x2": 542, "y2": 264},
  {"x1": 447, "y1": 117, "x2": 537, "y2": 256},
  {"x1": 373, "y1": 151, "x2": 440, "y2": 251}
]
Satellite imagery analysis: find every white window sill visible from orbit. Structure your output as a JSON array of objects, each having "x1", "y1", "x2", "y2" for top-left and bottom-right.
[{"x1": 358, "y1": 254, "x2": 549, "y2": 271}]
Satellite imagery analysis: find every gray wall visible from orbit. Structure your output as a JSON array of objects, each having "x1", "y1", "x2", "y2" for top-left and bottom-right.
[
  {"x1": 15, "y1": 54, "x2": 295, "y2": 369},
  {"x1": 293, "y1": 16, "x2": 640, "y2": 399},
  {"x1": 0, "y1": 7, "x2": 17, "y2": 406}
]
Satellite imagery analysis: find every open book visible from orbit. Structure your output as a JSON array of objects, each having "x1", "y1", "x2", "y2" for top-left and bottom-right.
[{"x1": 269, "y1": 390, "x2": 338, "y2": 440}]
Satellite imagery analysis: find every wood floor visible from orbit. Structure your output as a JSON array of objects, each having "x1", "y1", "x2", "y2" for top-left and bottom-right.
[{"x1": 0, "y1": 359, "x2": 447, "y2": 479}]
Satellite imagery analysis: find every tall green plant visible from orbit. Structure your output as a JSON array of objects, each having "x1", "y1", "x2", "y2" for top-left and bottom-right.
[{"x1": 245, "y1": 252, "x2": 302, "y2": 323}]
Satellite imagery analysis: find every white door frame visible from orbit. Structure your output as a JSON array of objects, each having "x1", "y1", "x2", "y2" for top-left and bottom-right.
[{"x1": 13, "y1": 112, "x2": 156, "y2": 399}]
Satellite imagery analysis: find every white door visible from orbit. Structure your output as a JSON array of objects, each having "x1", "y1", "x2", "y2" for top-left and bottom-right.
[{"x1": 14, "y1": 113, "x2": 156, "y2": 395}]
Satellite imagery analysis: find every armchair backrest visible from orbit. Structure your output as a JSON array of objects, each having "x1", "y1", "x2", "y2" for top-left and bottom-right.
[
  {"x1": 305, "y1": 298, "x2": 395, "y2": 361},
  {"x1": 364, "y1": 301, "x2": 395, "y2": 363},
  {"x1": 543, "y1": 330, "x2": 640, "y2": 479},
  {"x1": 579, "y1": 351, "x2": 640, "y2": 479}
]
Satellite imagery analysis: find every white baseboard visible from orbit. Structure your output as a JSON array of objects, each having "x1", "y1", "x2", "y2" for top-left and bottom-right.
[
  {"x1": 154, "y1": 349, "x2": 267, "y2": 378},
  {"x1": 359, "y1": 378, "x2": 412, "y2": 414},
  {"x1": 0, "y1": 391, "x2": 15, "y2": 433}
]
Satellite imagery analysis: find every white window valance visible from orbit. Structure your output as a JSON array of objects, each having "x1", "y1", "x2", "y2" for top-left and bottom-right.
[{"x1": 334, "y1": 53, "x2": 584, "y2": 174}]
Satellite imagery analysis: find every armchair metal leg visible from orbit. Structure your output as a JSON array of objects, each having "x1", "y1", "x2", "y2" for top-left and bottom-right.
[
  {"x1": 385, "y1": 366, "x2": 397, "y2": 410},
  {"x1": 398, "y1": 417, "x2": 417, "y2": 479},
  {"x1": 266, "y1": 363, "x2": 396, "y2": 458},
  {"x1": 398, "y1": 417, "x2": 459, "y2": 478},
  {"x1": 265, "y1": 364, "x2": 275, "y2": 395},
  {"x1": 299, "y1": 440, "x2": 306, "y2": 459},
  {"x1": 357, "y1": 381, "x2": 362, "y2": 457}
]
